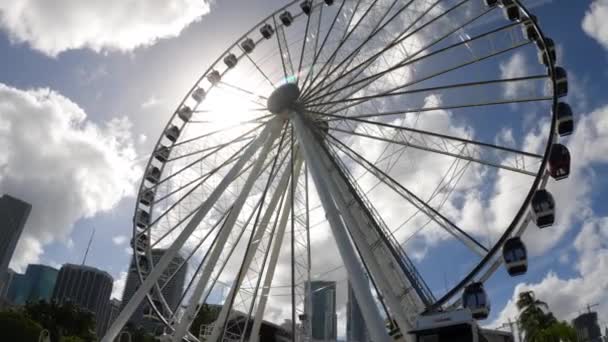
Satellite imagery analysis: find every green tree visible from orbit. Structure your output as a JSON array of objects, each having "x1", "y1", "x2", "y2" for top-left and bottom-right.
[
  {"x1": 516, "y1": 291, "x2": 577, "y2": 342},
  {"x1": 189, "y1": 304, "x2": 221, "y2": 338},
  {"x1": 0, "y1": 310, "x2": 43, "y2": 342},
  {"x1": 23, "y1": 300, "x2": 97, "y2": 342}
]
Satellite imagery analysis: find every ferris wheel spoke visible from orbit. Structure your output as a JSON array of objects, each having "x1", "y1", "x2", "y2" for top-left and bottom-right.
[
  {"x1": 240, "y1": 48, "x2": 276, "y2": 89},
  {"x1": 325, "y1": 133, "x2": 489, "y2": 257},
  {"x1": 301, "y1": 0, "x2": 414, "y2": 100},
  {"x1": 299, "y1": 0, "x2": 347, "y2": 91},
  {"x1": 217, "y1": 81, "x2": 268, "y2": 100},
  {"x1": 302, "y1": 0, "x2": 468, "y2": 102},
  {"x1": 306, "y1": 74, "x2": 549, "y2": 107},
  {"x1": 151, "y1": 124, "x2": 265, "y2": 189},
  {"x1": 325, "y1": 120, "x2": 540, "y2": 176},
  {"x1": 313, "y1": 37, "x2": 533, "y2": 114},
  {"x1": 272, "y1": 15, "x2": 295, "y2": 78},
  {"x1": 167, "y1": 135, "x2": 255, "y2": 163},
  {"x1": 295, "y1": 0, "x2": 313, "y2": 82},
  {"x1": 172, "y1": 116, "x2": 270, "y2": 148},
  {"x1": 321, "y1": 94, "x2": 552, "y2": 121},
  {"x1": 301, "y1": 0, "x2": 384, "y2": 98},
  {"x1": 298, "y1": 0, "x2": 324, "y2": 90}
]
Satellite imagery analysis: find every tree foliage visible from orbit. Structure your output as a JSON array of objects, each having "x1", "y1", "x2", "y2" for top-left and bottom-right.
[
  {"x1": 189, "y1": 304, "x2": 221, "y2": 337},
  {"x1": 23, "y1": 300, "x2": 97, "y2": 342},
  {"x1": 516, "y1": 291, "x2": 577, "y2": 342},
  {"x1": 0, "y1": 310, "x2": 43, "y2": 342}
]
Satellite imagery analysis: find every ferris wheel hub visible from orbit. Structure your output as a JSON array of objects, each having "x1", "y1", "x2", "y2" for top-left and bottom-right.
[{"x1": 267, "y1": 82, "x2": 301, "y2": 114}]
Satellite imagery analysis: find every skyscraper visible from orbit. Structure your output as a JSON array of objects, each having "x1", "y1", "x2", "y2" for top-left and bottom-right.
[
  {"x1": 347, "y1": 281, "x2": 369, "y2": 342},
  {"x1": 0, "y1": 194, "x2": 32, "y2": 293},
  {"x1": 573, "y1": 311, "x2": 602, "y2": 342},
  {"x1": 52, "y1": 264, "x2": 113, "y2": 337},
  {"x1": 307, "y1": 281, "x2": 337, "y2": 341},
  {"x1": 6, "y1": 264, "x2": 58, "y2": 305},
  {"x1": 121, "y1": 249, "x2": 186, "y2": 330}
]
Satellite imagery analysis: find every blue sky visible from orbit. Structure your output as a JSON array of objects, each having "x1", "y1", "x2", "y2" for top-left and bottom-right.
[{"x1": 1, "y1": 0, "x2": 608, "y2": 337}]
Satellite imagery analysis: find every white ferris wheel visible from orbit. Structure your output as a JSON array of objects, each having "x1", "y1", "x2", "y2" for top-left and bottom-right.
[{"x1": 103, "y1": 0, "x2": 574, "y2": 341}]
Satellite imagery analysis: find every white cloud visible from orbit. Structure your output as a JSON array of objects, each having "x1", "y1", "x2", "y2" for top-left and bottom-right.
[
  {"x1": 582, "y1": 0, "x2": 608, "y2": 51},
  {"x1": 0, "y1": 83, "x2": 140, "y2": 271},
  {"x1": 141, "y1": 96, "x2": 163, "y2": 109},
  {"x1": 112, "y1": 235, "x2": 129, "y2": 246},
  {"x1": 112, "y1": 271, "x2": 128, "y2": 300},
  {"x1": 500, "y1": 53, "x2": 535, "y2": 100},
  {"x1": 0, "y1": 0, "x2": 211, "y2": 56}
]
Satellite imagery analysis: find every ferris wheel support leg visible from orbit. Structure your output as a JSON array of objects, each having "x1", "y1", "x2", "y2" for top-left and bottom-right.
[
  {"x1": 321, "y1": 156, "x2": 415, "y2": 340},
  {"x1": 171, "y1": 119, "x2": 283, "y2": 342},
  {"x1": 248, "y1": 157, "x2": 304, "y2": 342},
  {"x1": 291, "y1": 111, "x2": 392, "y2": 342},
  {"x1": 100, "y1": 120, "x2": 279, "y2": 342},
  {"x1": 208, "y1": 155, "x2": 303, "y2": 342}
]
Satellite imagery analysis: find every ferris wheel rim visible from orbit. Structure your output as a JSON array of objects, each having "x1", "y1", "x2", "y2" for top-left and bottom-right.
[{"x1": 129, "y1": 0, "x2": 566, "y2": 336}]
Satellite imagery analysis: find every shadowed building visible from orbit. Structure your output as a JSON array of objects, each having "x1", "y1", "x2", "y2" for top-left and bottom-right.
[
  {"x1": 52, "y1": 264, "x2": 113, "y2": 337},
  {"x1": 573, "y1": 312, "x2": 602, "y2": 342},
  {"x1": 306, "y1": 281, "x2": 337, "y2": 341},
  {"x1": 0, "y1": 195, "x2": 32, "y2": 294},
  {"x1": 120, "y1": 249, "x2": 186, "y2": 333}
]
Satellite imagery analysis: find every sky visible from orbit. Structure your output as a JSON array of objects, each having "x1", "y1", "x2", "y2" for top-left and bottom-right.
[{"x1": 1, "y1": 0, "x2": 608, "y2": 339}]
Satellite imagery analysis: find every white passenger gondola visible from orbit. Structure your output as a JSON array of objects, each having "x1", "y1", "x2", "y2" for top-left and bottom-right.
[
  {"x1": 154, "y1": 146, "x2": 170, "y2": 163},
  {"x1": 260, "y1": 23, "x2": 274, "y2": 39},
  {"x1": 531, "y1": 189, "x2": 555, "y2": 228},
  {"x1": 280, "y1": 11, "x2": 294, "y2": 26},
  {"x1": 501, "y1": 0, "x2": 520, "y2": 22},
  {"x1": 139, "y1": 188, "x2": 155, "y2": 206},
  {"x1": 241, "y1": 38, "x2": 255, "y2": 53},
  {"x1": 554, "y1": 67, "x2": 568, "y2": 97},
  {"x1": 145, "y1": 167, "x2": 161, "y2": 184},
  {"x1": 178, "y1": 106, "x2": 193, "y2": 122},
  {"x1": 503, "y1": 237, "x2": 527, "y2": 276},
  {"x1": 462, "y1": 282, "x2": 490, "y2": 320},
  {"x1": 137, "y1": 256, "x2": 150, "y2": 276},
  {"x1": 192, "y1": 87, "x2": 206, "y2": 103},
  {"x1": 300, "y1": 0, "x2": 312, "y2": 15},
  {"x1": 484, "y1": 0, "x2": 498, "y2": 7},
  {"x1": 207, "y1": 70, "x2": 221, "y2": 85},
  {"x1": 135, "y1": 209, "x2": 150, "y2": 229},
  {"x1": 537, "y1": 38, "x2": 556, "y2": 66},
  {"x1": 555, "y1": 102, "x2": 574, "y2": 136},
  {"x1": 224, "y1": 53, "x2": 238, "y2": 68},
  {"x1": 548, "y1": 143, "x2": 570, "y2": 180},
  {"x1": 165, "y1": 125, "x2": 180, "y2": 142}
]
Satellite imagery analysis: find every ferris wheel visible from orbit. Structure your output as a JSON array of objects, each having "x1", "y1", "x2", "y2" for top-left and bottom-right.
[{"x1": 103, "y1": 0, "x2": 574, "y2": 341}]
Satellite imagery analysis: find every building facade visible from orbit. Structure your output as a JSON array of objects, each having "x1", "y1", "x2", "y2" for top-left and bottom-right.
[
  {"x1": 0, "y1": 194, "x2": 32, "y2": 294},
  {"x1": 573, "y1": 312, "x2": 602, "y2": 342},
  {"x1": 52, "y1": 264, "x2": 113, "y2": 337},
  {"x1": 121, "y1": 249, "x2": 186, "y2": 332},
  {"x1": 307, "y1": 281, "x2": 337, "y2": 341},
  {"x1": 6, "y1": 264, "x2": 58, "y2": 305},
  {"x1": 346, "y1": 281, "x2": 369, "y2": 342}
]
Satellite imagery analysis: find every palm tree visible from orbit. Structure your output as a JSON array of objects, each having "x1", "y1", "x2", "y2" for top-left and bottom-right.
[{"x1": 516, "y1": 291, "x2": 576, "y2": 342}]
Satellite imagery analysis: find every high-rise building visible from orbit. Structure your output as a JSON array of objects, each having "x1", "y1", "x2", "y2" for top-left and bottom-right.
[
  {"x1": 0, "y1": 195, "x2": 32, "y2": 293},
  {"x1": 573, "y1": 311, "x2": 602, "y2": 342},
  {"x1": 347, "y1": 281, "x2": 369, "y2": 342},
  {"x1": 106, "y1": 298, "x2": 122, "y2": 331},
  {"x1": 6, "y1": 264, "x2": 58, "y2": 305},
  {"x1": 307, "y1": 280, "x2": 337, "y2": 341},
  {"x1": 52, "y1": 264, "x2": 113, "y2": 337},
  {"x1": 121, "y1": 249, "x2": 186, "y2": 331}
]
